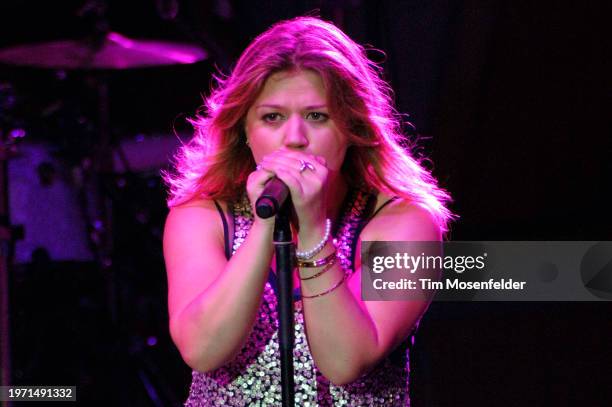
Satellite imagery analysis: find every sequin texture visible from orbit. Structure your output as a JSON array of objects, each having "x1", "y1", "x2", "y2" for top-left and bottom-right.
[{"x1": 185, "y1": 190, "x2": 411, "y2": 406}]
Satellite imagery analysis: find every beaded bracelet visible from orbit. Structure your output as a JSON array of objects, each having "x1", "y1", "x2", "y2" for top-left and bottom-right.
[
  {"x1": 299, "y1": 257, "x2": 337, "y2": 281},
  {"x1": 296, "y1": 250, "x2": 336, "y2": 268},
  {"x1": 301, "y1": 270, "x2": 348, "y2": 299},
  {"x1": 295, "y1": 218, "x2": 332, "y2": 260}
]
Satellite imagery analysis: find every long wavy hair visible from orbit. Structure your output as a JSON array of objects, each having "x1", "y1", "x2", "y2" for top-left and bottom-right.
[{"x1": 165, "y1": 16, "x2": 454, "y2": 232}]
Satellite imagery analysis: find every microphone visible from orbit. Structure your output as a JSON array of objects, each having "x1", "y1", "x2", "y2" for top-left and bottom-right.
[{"x1": 255, "y1": 177, "x2": 289, "y2": 219}]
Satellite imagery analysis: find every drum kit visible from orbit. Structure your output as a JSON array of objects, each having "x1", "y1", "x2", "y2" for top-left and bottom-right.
[
  {"x1": 1, "y1": 29, "x2": 207, "y2": 256},
  {"x1": 0, "y1": 13, "x2": 207, "y2": 403}
]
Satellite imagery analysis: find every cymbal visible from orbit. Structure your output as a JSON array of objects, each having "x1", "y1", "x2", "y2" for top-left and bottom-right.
[{"x1": 0, "y1": 32, "x2": 207, "y2": 69}]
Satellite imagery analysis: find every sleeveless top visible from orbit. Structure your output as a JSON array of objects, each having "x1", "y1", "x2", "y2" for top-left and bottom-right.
[{"x1": 185, "y1": 189, "x2": 412, "y2": 406}]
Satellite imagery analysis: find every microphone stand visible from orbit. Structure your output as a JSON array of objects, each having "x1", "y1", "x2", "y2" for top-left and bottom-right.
[{"x1": 273, "y1": 202, "x2": 295, "y2": 407}]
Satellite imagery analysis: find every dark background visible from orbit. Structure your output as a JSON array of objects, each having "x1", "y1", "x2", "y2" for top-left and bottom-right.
[{"x1": 1, "y1": 0, "x2": 610, "y2": 405}]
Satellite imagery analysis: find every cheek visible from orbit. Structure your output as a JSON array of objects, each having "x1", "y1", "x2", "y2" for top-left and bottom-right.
[
  {"x1": 323, "y1": 136, "x2": 349, "y2": 170},
  {"x1": 246, "y1": 124, "x2": 272, "y2": 161},
  {"x1": 330, "y1": 148, "x2": 348, "y2": 170},
  {"x1": 249, "y1": 142, "x2": 268, "y2": 163}
]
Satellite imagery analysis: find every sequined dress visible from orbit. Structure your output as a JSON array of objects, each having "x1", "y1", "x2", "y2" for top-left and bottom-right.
[{"x1": 185, "y1": 189, "x2": 411, "y2": 406}]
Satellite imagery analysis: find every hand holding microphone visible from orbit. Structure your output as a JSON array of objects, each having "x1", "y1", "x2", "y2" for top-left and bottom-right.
[
  {"x1": 255, "y1": 177, "x2": 289, "y2": 219},
  {"x1": 249, "y1": 150, "x2": 326, "y2": 218}
]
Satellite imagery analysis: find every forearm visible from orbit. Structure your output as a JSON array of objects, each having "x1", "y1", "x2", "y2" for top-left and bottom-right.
[
  {"x1": 172, "y1": 221, "x2": 274, "y2": 372},
  {"x1": 300, "y1": 260, "x2": 379, "y2": 385}
]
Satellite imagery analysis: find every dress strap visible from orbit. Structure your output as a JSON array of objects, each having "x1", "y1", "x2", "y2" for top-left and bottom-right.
[
  {"x1": 213, "y1": 200, "x2": 231, "y2": 260},
  {"x1": 334, "y1": 189, "x2": 378, "y2": 274},
  {"x1": 370, "y1": 196, "x2": 399, "y2": 219},
  {"x1": 347, "y1": 195, "x2": 399, "y2": 272}
]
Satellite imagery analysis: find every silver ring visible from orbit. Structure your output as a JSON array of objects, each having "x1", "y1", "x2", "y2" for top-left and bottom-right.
[
  {"x1": 256, "y1": 164, "x2": 263, "y2": 171},
  {"x1": 299, "y1": 159, "x2": 316, "y2": 173}
]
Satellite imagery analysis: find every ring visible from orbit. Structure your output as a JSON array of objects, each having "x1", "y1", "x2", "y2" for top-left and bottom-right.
[
  {"x1": 299, "y1": 160, "x2": 316, "y2": 173},
  {"x1": 256, "y1": 164, "x2": 263, "y2": 171}
]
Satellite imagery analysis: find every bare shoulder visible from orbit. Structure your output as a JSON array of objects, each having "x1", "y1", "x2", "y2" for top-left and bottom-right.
[
  {"x1": 163, "y1": 197, "x2": 227, "y2": 274},
  {"x1": 168, "y1": 197, "x2": 226, "y2": 213},
  {"x1": 361, "y1": 193, "x2": 442, "y2": 242},
  {"x1": 163, "y1": 198, "x2": 228, "y2": 319},
  {"x1": 164, "y1": 198, "x2": 225, "y2": 242}
]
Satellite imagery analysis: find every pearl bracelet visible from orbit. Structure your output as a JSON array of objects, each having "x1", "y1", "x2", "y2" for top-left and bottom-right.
[{"x1": 295, "y1": 218, "x2": 332, "y2": 260}]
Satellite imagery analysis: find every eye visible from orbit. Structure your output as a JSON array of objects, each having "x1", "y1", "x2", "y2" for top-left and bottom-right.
[
  {"x1": 262, "y1": 113, "x2": 283, "y2": 123},
  {"x1": 306, "y1": 112, "x2": 329, "y2": 122}
]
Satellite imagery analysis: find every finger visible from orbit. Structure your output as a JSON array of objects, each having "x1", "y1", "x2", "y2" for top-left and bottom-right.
[
  {"x1": 254, "y1": 161, "x2": 273, "y2": 174},
  {"x1": 264, "y1": 150, "x2": 322, "y2": 167},
  {"x1": 255, "y1": 160, "x2": 306, "y2": 192},
  {"x1": 246, "y1": 167, "x2": 276, "y2": 197},
  {"x1": 260, "y1": 155, "x2": 301, "y2": 170},
  {"x1": 274, "y1": 167, "x2": 303, "y2": 198},
  {"x1": 262, "y1": 154, "x2": 324, "y2": 175},
  {"x1": 313, "y1": 155, "x2": 326, "y2": 166},
  {"x1": 251, "y1": 164, "x2": 275, "y2": 182},
  {"x1": 263, "y1": 160, "x2": 324, "y2": 188}
]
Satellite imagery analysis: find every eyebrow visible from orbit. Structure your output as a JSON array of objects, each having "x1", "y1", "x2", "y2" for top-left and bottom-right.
[{"x1": 255, "y1": 104, "x2": 328, "y2": 110}]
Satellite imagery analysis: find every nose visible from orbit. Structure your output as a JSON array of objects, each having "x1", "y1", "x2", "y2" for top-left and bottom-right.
[{"x1": 282, "y1": 115, "x2": 308, "y2": 149}]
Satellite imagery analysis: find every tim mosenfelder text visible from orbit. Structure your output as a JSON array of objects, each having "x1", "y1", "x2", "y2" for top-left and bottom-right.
[{"x1": 368, "y1": 252, "x2": 527, "y2": 292}]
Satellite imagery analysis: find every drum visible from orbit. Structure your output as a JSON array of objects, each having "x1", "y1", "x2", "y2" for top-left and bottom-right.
[
  {"x1": 9, "y1": 133, "x2": 182, "y2": 263},
  {"x1": 9, "y1": 142, "x2": 93, "y2": 263}
]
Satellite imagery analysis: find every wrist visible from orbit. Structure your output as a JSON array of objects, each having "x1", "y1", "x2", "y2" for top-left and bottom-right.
[
  {"x1": 252, "y1": 217, "x2": 275, "y2": 234},
  {"x1": 297, "y1": 219, "x2": 327, "y2": 244}
]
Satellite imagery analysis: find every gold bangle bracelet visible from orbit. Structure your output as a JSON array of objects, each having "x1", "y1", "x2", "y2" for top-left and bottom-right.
[
  {"x1": 301, "y1": 271, "x2": 348, "y2": 299},
  {"x1": 296, "y1": 250, "x2": 336, "y2": 268},
  {"x1": 299, "y1": 257, "x2": 336, "y2": 281}
]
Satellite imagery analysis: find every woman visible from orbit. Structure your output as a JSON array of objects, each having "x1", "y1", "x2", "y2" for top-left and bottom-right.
[{"x1": 164, "y1": 16, "x2": 452, "y2": 406}]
